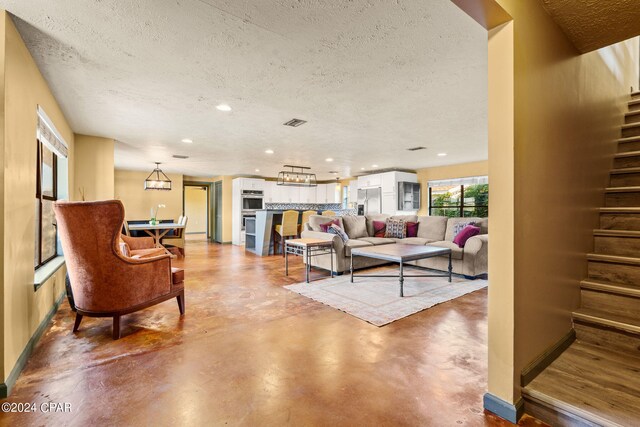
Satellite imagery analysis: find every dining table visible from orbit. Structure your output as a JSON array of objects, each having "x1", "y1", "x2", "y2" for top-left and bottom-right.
[{"x1": 128, "y1": 222, "x2": 186, "y2": 257}]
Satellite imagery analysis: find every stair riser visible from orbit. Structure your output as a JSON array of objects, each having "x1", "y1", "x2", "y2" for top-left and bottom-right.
[
  {"x1": 594, "y1": 235, "x2": 640, "y2": 257},
  {"x1": 633, "y1": 93, "x2": 640, "y2": 101},
  {"x1": 622, "y1": 126, "x2": 640, "y2": 138},
  {"x1": 581, "y1": 289, "x2": 640, "y2": 318},
  {"x1": 588, "y1": 260, "x2": 640, "y2": 285},
  {"x1": 523, "y1": 397, "x2": 600, "y2": 427},
  {"x1": 610, "y1": 172, "x2": 640, "y2": 186},
  {"x1": 618, "y1": 140, "x2": 640, "y2": 153},
  {"x1": 626, "y1": 113, "x2": 640, "y2": 124},
  {"x1": 605, "y1": 192, "x2": 640, "y2": 207},
  {"x1": 630, "y1": 103, "x2": 640, "y2": 112},
  {"x1": 600, "y1": 213, "x2": 640, "y2": 231},
  {"x1": 613, "y1": 156, "x2": 640, "y2": 168},
  {"x1": 574, "y1": 322, "x2": 640, "y2": 355}
]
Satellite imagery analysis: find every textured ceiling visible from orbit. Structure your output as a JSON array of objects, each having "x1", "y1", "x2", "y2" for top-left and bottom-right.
[
  {"x1": 1, "y1": 0, "x2": 487, "y2": 179},
  {"x1": 541, "y1": 0, "x2": 640, "y2": 53}
]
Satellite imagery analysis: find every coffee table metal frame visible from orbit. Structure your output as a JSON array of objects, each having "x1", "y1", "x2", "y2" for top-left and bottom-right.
[
  {"x1": 350, "y1": 244, "x2": 452, "y2": 297},
  {"x1": 285, "y1": 239, "x2": 334, "y2": 283}
]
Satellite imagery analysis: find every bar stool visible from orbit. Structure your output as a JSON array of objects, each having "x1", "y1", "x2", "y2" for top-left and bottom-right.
[
  {"x1": 322, "y1": 210, "x2": 336, "y2": 217},
  {"x1": 274, "y1": 210, "x2": 299, "y2": 256},
  {"x1": 298, "y1": 210, "x2": 316, "y2": 236}
]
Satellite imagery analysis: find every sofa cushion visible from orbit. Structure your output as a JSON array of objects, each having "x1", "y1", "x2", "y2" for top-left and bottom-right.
[
  {"x1": 341, "y1": 215, "x2": 368, "y2": 239},
  {"x1": 417, "y1": 216, "x2": 447, "y2": 241},
  {"x1": 365, "y1": 214, "x2": 390, "y2": 237},
  {"x1": 427, "y1": 241, "x2": 464, "y2": 260},
  {"x1": 359, "y1": 237, "x2": 396, "y2": 246},
  {"x1": 397, "y1": 237, "x2": 431, "y2": 245},
  {"x1": 130, "y1": 247, "x2": 166, "y2": 259},
  {"x1": 391, "y1": 214, "x2": 418, "y2": 223},
  {"x1": 309, "y1": 215, "x2": 344, "y2": 232},
  {"x1": 444, "y1": 217, "x2": 482, "y2": 241},
  {"x1": 344, "y1": 239, "x2": 374, "y2": 257}
]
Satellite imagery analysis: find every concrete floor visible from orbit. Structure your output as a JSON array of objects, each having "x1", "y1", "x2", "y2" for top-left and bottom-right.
[{"x1": 0, "y1": 241, "x2": 542, "y2": 426}]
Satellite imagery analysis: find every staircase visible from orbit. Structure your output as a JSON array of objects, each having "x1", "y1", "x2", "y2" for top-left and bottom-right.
[{"x1": 522, "y1": 92, "x2": 640, "y2": 427}]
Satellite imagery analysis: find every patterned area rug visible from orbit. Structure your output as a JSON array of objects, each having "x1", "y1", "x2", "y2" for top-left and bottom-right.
[{"x1": 284, "y1": 266, "x2": 488, "y2": 326}]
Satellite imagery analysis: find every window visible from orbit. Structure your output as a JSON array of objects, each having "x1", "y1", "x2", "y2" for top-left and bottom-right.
[
  {"x1": 35, "y1": 140, "x2": 58, "y2": 269},
  {"x1": 342, "y1": 185, "x2": 349, "y2": 209},
  {"x1": 428, "y1": 176, "x2": 488, "y2": 218}
]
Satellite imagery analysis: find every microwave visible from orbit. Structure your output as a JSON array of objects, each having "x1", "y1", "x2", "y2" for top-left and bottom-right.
[{"x1": 242, "y1": 190, "x2": 263, "y2": 210}]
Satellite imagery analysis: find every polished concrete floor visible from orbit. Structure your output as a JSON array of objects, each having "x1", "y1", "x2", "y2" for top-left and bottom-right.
[{"x1": 1, "y1": 241, "x2": 543, "y2": 426}]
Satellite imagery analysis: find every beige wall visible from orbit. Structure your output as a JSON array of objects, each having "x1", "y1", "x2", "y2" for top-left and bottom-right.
[
  {"x1": 212, "y1": 176, "x2": 233, "y2": 243},
  {"x1": 1, "y1": 12, "x2": 75, "y2": 381},
  {"x1": 185, "y1": 186, "x2": 208, "y2": 234},
  {"x1": 415, "y1": 160, "x2": 489, "y2": 215},
  {"x1": 114, "y1": 169, "x2": 183, "y2": 221},
  {"x1": 73, "y1": 134, "x2": 114, "y2": 201}
]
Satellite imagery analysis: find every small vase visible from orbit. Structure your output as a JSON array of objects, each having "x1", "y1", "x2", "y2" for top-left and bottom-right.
[{"x1": 149, "y1": 218, "x2": 157, "y2": 225}]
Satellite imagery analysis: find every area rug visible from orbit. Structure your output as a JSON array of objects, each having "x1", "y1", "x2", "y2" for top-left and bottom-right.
[{"x1": 284, "y1": 266, "x2": 488, "y2": 326}]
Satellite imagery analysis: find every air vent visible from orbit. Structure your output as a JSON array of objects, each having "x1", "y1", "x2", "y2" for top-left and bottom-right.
[
  {"x1": 328, "y1": 170, "x2": 339, "y2": 174},
  {"x1": 406, "y1": 146, "x2": 427, "y2": 151},
  {"x1": 283, "y1": 118, "x2": 307, "y2": 127},
  {"x1": 172, "y1": 154, "x2": 189, "y2": 159}
]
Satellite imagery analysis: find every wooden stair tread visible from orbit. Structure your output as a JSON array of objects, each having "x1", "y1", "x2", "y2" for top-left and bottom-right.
[
  {"x1": 618, "y1": 135, "x2": 640, "y2": 143},
  {"x1": 611, "y1": 166, "x2": 640, "y2": 174},
  {"x1": 587, "y1": 252, "x2": 640, "y2": 266},
  {"x1": 573, "y1": 307, "x2": 640, "y2": 334},
  {"x1": 622, "y1": 122, "x2": 640, "y2": 129},
  {"x1": 593, "y1": 229, "x2": 640, "y2": 237},
  {"x1": 599, "y1": 207, "x2": 640, "y2": 213},
  {"x1": 605, "y1": 186, "x2": 640, "y2": 193},
  {"x1": 581, "y1": 279, "x2": 640, "y2": 298},
  {"x1": 524, "y1": 342, "x2": 640, "y2": 427},
  {"x1": 614, "y1": 151, "x2": 640, "y2": 158},
  {"x1": 626, "y1": 110, "x2": 640, "y2": 117}
]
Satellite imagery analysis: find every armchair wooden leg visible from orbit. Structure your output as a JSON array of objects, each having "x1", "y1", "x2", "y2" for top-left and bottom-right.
[
  {"x1": 73, "y1": 313, "x2": 83, "y2": 332},
  {"x1": 113, "y1": 315, "x2": 121, "y2": 340},
  {"x1": 176, "y1": 290, "x2": 185, "y2": 315}
]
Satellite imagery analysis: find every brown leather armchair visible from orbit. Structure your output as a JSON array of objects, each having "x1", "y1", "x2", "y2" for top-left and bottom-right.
[{"x1": 53, "y1": 200, "x2": 185, "y2": 339}]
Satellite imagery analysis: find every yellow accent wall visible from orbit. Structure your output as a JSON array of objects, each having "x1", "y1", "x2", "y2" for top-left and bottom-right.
[
  {"x1": 415, "y1": 160, "x2": 489, "y2": 215},
  {"x1": 1, "y1": 12, "x2": 75, "y2": 382},
  {"x1": 73, "y1": 134, "x2": 114, "y2": 201},
  {"x1": 114, "y1": 169, "x2": 183, "y2": 221},
  {"x1": 184, "y1": 186, "x2": 208, "y2": 234},
  {"x1": 212, "y1": 176, "x2": 233, "y2": 243}
]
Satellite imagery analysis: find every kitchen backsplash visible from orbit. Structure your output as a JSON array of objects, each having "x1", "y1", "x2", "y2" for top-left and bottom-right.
[{"x1": 265, "y1": 202, "x2": 357, "y2": 215}]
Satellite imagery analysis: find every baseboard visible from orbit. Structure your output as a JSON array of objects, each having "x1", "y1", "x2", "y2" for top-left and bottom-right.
[
  {"x1": 0, "y1": 292, "x2": 65, "y2": 398},
  {"x1": 521, "y1": 329, "x2": 575, "y2": 387},
  {"x1": 483, "y1": 393, "x2": 524, "y2": 424}
]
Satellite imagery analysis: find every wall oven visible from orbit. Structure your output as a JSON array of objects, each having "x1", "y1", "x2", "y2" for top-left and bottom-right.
[{"x1": 241, "y1": 190, "x2": 264, "y2": 211}]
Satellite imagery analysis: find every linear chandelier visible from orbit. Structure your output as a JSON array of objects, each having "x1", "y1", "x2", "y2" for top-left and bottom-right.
[
  {"x1": 277, "y1": 165, "x2": 317, "y2": 187},
  {"x1": 144, "y1": 162, "x2": 172, "y2": 190}
]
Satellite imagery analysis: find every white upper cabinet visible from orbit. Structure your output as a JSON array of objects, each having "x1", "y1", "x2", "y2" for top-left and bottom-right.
[{"x1": 239, "y1": 178, "x2": 265, "y2": 191}]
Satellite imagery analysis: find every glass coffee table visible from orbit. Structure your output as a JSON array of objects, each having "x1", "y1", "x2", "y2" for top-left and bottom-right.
[
  {"x1": 350, "y1": 244, "x2": 452, "y2": 297},
  {"x1": 285, "y1": 238, "x2": 334, "y2": 283}
]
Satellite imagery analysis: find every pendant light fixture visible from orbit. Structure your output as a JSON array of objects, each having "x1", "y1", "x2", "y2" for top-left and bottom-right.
[
  {"x1": 144, "y1": 162, "x2": 172, "y2": 190},
  {"x1": 276, "y1": 165, "x2": 317, "y2": 187}
]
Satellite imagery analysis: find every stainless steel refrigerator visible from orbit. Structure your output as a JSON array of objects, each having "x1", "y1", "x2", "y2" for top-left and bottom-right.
[{"x1": 357, "y1": 187, "x2": 382, "y2": 215}]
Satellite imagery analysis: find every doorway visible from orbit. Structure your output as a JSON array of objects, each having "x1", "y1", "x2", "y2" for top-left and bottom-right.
[{"x1": 183, "y1": 182, "x2": 213, "y2": 241}]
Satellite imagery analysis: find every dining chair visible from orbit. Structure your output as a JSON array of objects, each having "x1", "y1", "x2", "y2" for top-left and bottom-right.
[
  {"x1": 274, "y1": 210, "x2": 299, "y2": 256},
  {"x1": 321, "y1": 210, "x2": 336, "y2": 217},
  {"x1": 298, "y1": 210, "x2": 316, "y2": 236},
  {"x1": 163, "y1": 216, "x2": 188, "y2": 256}
]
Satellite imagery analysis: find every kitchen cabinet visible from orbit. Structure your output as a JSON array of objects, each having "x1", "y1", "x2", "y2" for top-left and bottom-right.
[
  {"x1": 239, "y1": 178, "x2": 264, "y2": 191},
  {"x1": 356, "y1": 171, "x2": 418, "y2": 214},
  {"x1": 299, "y1": 186, "x2": 317, "y2": 204},
  {"x1": 316, "y1": 184, "x2": 327, "y2": 203},
  {"x1": 357, "y1": 174, "x2": 382, "y2": 189}
]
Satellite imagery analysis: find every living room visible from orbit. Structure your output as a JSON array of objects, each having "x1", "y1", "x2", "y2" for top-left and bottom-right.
[{"x1": 1, "y1": 1, "x2": 640, "y2": 426}]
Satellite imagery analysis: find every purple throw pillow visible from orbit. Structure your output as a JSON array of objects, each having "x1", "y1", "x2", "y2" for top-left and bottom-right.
[
  {"x1": 453, "y1": 225, "x2": 480, "y2": 248},
  {"x1": 406, "y1": 222, "x2": 419, "y2": 238},
  {"x1": 319, "y1": 219, "x2": 340, "y2": 233},
  {"x1": 373, "y1": 220, "x2": 386, "y2": 237}
]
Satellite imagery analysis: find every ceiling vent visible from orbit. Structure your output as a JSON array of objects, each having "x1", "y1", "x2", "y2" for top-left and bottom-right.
[
  {"x1": 406, "y1": 146, "x2": 427, "y2": 151},
  {"x1": 283, "y1": 118, "x2": 307, "y2": 127},
  {"x1": 172, "y1": 154, "x2": 189, "y2": 159}
]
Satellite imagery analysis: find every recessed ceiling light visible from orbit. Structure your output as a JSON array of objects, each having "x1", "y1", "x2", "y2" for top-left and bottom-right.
[
  {"x1": 255, "y1": 169, "x2": 260, "y2": 172},
  {"x1": 437, "y1": 153, "x2": 447, "y2": 157},
  {"x1": 361, "y1": 167, "x2": 365, "y2": 170},
  {"x1": 265, "y1": 149, "x2": 274, "y2": 154},
  {"x1": 325, "y1": 158, "x2": 334, "y2": 162},
  {"x1": 216, "y1": 104, "x2": 232, "y2": 112},
  {"x1": 372, "y1": 164, "x2": 378, "y2": 168},
  {"x1": 181, "y1": 138, "x2": 193, "y2": 143}
]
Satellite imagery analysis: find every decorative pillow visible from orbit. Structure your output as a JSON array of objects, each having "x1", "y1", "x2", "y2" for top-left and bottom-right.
[
  {"x1": 453, "y1": 225, "x2": 481, "y2": 248},
  {"x1": 373, "y1": 220, "x2": 386, "y2": 237},
  {"x1": 341, "y1": 215, "x2": 368, "y2": 239},
  {"x1": 406, "y1": 222, "x2": 419, "y2": 238},
  {"x1": 327, "y1": 224, "x2": 349, "y2": 242},
  {"x1": 452, "y1": 221, "x2": 476, "y2": 240},
  {"x1": 385, "y1": 218, "x2": 406, "y2": 239},
  {"x1": 319, "y1": 219, "x2": 341, "y2": 233}
]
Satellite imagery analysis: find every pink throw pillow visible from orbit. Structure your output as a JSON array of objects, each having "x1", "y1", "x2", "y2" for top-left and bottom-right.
[
  {"x1": 406, "y1": 222, "x2": 419, "y2": 238},
  {"x1": 453, "y1": 225, "x2": 481, "y2": 248},
  {"x1": 372, "y1": 220, "x2": 386, "y2": 237},
  {"x1": 319, "y1": 219, "x2": 340, "y2": 233}
]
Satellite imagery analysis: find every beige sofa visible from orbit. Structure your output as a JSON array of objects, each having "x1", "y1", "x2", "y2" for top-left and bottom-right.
[{"x1": 300, "y1": 214, "x2": 488, "y2": 278}]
